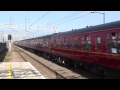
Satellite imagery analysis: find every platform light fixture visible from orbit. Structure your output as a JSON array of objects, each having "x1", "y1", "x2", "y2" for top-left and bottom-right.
[{"x1": 91, "y1": 11, "x2": 105, "y2": 24}]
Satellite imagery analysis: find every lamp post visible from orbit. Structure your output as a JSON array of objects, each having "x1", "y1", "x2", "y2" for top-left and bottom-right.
[{"x1": 91, "y1": 11, "x2": 105, "y2": 24}]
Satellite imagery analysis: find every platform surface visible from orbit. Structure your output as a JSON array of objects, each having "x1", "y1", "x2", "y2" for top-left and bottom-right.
[{"x1": 0, "y1": 62, "x2": 46, "y2": 79}]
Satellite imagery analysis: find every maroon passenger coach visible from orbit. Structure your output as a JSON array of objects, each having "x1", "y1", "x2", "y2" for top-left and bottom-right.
[
  {"x1": 14, "y1": 20, "x2": 120, "y2": 78},
  {"x1": 50, "y1": 20, "x2": 120, "y2": 77}
]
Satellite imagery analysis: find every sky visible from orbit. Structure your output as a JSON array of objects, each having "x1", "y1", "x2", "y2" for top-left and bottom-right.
[{"x1": 0, "y1": 11, "x2": 120, "y2": 42}]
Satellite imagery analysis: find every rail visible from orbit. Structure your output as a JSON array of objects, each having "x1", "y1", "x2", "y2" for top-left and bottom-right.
[{"x1": 13, "y1": 45, "x2": 66, "y2": 79}]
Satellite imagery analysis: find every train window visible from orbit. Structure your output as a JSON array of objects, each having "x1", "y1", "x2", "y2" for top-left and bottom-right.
[
  {"x1": 56, "y1": 38, "x2": 60, "y2": 48},
  {"x1": 45, "y1": 40, "x2": 47, "y2": 46},
  {"x1": 82, "y1": 35, "x2": 91, "y2": 51},
  {"x1": 72, "y1": 42, "x2": 77, "y2": 49},
  {"x1": 36, "y1": 42, "x2": 37, "y2": 45},
  {"x1": 87, "y1": 36, "x2": 91, "y2": 50},
  {"x1": 112, "y1": 32, "x2": 116, "y2": 39},
  {"x1": 74, "y1": 37, "x2": 78, "y2": 41},
  {"x1": 64, "y1": 37, "x2": 69, "y2": 48},
  {"x1": 88, "y1": 36, "x2": 91, "y2": 41},
  {"x1": 59, "y1": 38, "x2": 62, "y2": 48},
  {"x1": 64, "y1": 42, "x2": 68, "y2": 48},
  {"x1": 82, "y1": 36, "x2": 84, "y2": 40},
  {"x1": 118, "y1": 32, "x2": 120, "y2": 39},
  {"x1": 71, "y1": 37, "x2": 78, "y2": 49},
  {"x1": 117, "y1": 33, "x2": 120, "y2": 53},
  {"x1": 96, "y1": 37, "x2": 101, "y2": 49},
  {"x1": 63, "y1": 38, "x2": 64, "y2": 42},
  {"x1": 82, "y1": 35, "x2": 84, "y2": 50},
  {"x1": 106, "y1": 32, "x2": 118, "y2": 53},
  {"x1": 96, "y1": 37, "x2": 101, "y2": 43},
  {"x1": 61, "y1": 38, "x2": 64, "y2": 48},
  {"x1": 32, "y1": 41, "x2": 33, "y2": 45},
  {"x1": 106, "y1": 33, "x2": 110, "y2": 39},
  {"x1": 57, "y1": 43, "x2": 60, "y2": 48},
  {"x1": 54, "y1": 39, "x2": 56, "y2": 47},
  {"x1": 46, "y1": 42, "x2": 48, "y2": 47}
]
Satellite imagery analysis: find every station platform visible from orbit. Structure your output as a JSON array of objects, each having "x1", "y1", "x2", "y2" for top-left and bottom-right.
[{"x1": 0, "y1": 62, "x2": 46, "y2": 79}]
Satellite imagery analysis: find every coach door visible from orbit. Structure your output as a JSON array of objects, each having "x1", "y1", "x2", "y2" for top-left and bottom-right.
[
  {"x1": 82, "y1": 34, "x2": 91, "y2": 51},
  {"x1": 95, "y1": 33, "x2": 102, "y2": 52},
  {"x1": 117, "y1": 32, "x2": 120, "y2": 54},
  {"x1": 106, "y1": 32, "x2": 118, "y2": 54}
]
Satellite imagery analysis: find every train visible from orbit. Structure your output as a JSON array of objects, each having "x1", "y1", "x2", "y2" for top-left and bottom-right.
[{"x1": 13, "y1": 20, "x2": 120, "y2": 78}]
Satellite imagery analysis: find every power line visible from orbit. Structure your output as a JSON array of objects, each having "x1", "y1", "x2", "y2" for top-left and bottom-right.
[
  {"x1": 55, "y1": 12, "x2": 91, "y2": 26},
  {"x1": 48, "y1": 11, "x2": 79, "y2": 24},
  {"x1": 48, "y1": 11, "x2": 85, "y2": 25},
  {"x1": 29, "y1": 11, "x2": 51, "y2": 27}
]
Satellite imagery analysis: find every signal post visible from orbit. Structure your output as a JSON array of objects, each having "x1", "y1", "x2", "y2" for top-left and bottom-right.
[{"x1": 8, "y1": 34, "x2": 12, "y2": 52}]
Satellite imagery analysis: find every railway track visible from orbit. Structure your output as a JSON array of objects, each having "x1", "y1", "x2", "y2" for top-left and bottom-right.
[
  {"x1": 13, "y1": 45, "x2": 102, "y2": 79},
  {"x1": 13, "y1": 45, "x2": 67, "y2": 79}
]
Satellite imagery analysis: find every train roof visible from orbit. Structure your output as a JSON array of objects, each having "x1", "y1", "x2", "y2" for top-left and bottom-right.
[
  {"x1": 35, "y1": 34, "x2": 52, "y2": 39},
  {"x1": 20, "y1": 34, "x2": 52, "y2": 41},
  {"x1": 52, "y1": 20, "x2": 120, "y2": 37}
]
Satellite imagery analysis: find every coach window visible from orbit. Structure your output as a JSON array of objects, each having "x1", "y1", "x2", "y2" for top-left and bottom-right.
[
  {"x1": 46, "y1": 39, "x2": 48, "y2": 47},
  {"x1": 72, "y1": 37, "x2": 78, "y2": 49},
  {"x1": 85, "y1": 35, "x2": 91, "y2": 50},
  {"x1": 45, "y1": 39, "x2": 48, "y2": 47},
  {"x1": 96, "y1": 37, "x2": 101, "y2": 49},
  {"x1": 54, "y1": 39, "x2": 56, "y2": 47},
  {"x1": 33, "y1": 40, "x2": 34, "y2": 45},
  {"x1": 82, "y1": 35, "x2": 91, "y2": 51},
  {"x1": 87, "y1": 35, "x2": 91, "y2": 50},
  {"x1": 32, "y1": 40, "x2": 34, "y2": 45},
  {"x1": 32, "y1": 40, "x2": 33, "y2": 45},
  {"x1": 112, "y1": 32, "x2": 117, "y2": 39},
  {"x1": 31, "y1": 41, "x2": 32, "y2": 45},
  {"x1": 34, "y1": 40, "x2": 35, "y2": 45},
  {"x1": 118, "y1": 32, "x2": 120, "y2": 39},
  {"x1": 106, "y1": 33, "x2": 110, "y2": 39},
  {"x1": 45, "y1": 39, "x2": 48, "y2": 46},
  {"x1": 118, "y1": 32, "x2": 120, "y2": 53},
  {"x1": 30, "y1": 41, "x2": 31, "y2": 45},
  {"x1": 59, "y1": 38, "x2": 62, "y2": 48},
  {"x1": 106, "y1": 33, "x2": 118, "y2": 53},
  {"x1": 82, "y1": 36, "x2": 84, "y2": 50},
  {"x1": 50, "y1": 39, "x2": 53, "y2": 47},
  {"x1": 56, "y1": 38, "x2": 60, "y2": 48},
  {"x1": 36, "y1": 41, "x2": 37, "y2": 45},
  {"x1": 62, "y1": 38, "x2": 65, "y2": 48},
  {"x1": 106, "y1": 33, "x2": 111, "y2": 53},
  {"x1": 111, "y1": 32, "x2": 117, "y2": 53},
  {"x1": 64, "y1": 37, "x2": 68, "y2": 48}
]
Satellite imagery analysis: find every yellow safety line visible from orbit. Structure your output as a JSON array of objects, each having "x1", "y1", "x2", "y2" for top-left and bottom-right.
[{"x1": 8, "y1": 63, "x2": 12, "y2": 79}]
